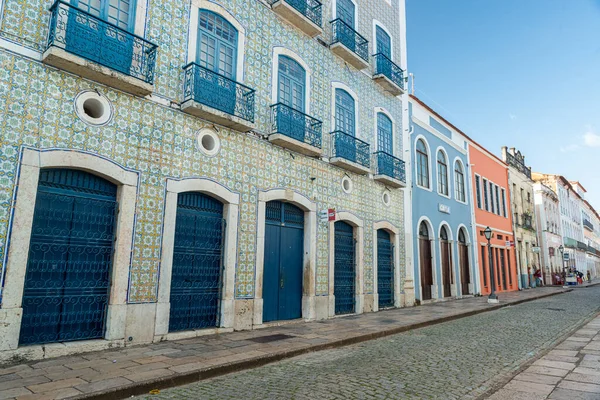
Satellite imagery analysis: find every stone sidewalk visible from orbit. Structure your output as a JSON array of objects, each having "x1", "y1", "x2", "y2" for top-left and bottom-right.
[
  {"x1": 0, "y1": 287, "x2": 569, "y2": 400},
  {"x1": 487, "y1": 313, "x2": 600, "y2": 400}
]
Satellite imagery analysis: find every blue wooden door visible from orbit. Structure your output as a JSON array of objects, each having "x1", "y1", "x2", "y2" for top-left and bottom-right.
[
  {"x1": 67, "y1": 0, "x2": 135, "y2": 76},
  {"x1": 263, "y1": 201, "x2": 304, "y2": 322},
  {"x1": 377, "y1": 113, "x2": 393, "y2": 154},
  {"x1": 377, "y1": 229, "x2": 394, "y2": 308},
  {"x1": 20, "y1": 169, "x2": 117, "y2": 346},
  {"x1": 337, "y1": 0, "x2": 355, "y2": 28},
  {"x1": 334, "y1": 221, "x2": 355, "y2": 315},
  {"x1": 196, "y1": 10, "x2": 238, "y2": 115},
  {"x1": 335, "y1": 89, "x2": 357, "y2": 162},
  {"x1": 169, "y1": 192, "x2": 224, "y2": 332},
  {"x1": 375, "y1": 26, "x2": 391, "y2": 58},
  {"x1": 277, "y1": 56, "x2": 306, "y2": 142}
]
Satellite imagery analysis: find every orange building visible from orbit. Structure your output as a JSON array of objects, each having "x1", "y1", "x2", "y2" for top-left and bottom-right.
[{"x1": 468, "y1": 141, "x2": 519, "y2": 295}]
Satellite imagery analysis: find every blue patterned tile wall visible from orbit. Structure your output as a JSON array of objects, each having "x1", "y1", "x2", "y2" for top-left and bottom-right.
[{"x1": 0, "y1": 0, "x2": 407, "y2": 303}]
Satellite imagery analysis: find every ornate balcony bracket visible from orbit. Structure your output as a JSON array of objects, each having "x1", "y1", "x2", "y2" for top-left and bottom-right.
[
  {"x1": 43, "y1": 0, "x2": 157, "y2": 96},
  {"x1": 269, "y1": 103, "x2": 323, "y2": 157},
  {"x1": 372, "y1": 53, "x2": 405, "y2": 96},
  {"x1": 330, "y1": 131, "x2": 370, "y2": 175},
  {"x1": 373, "y1": 151, "x2": 406, "y2": 188},
  {"x1": 330, "y1": 19, "x2": 369, "y2": 70},
  {"x1": 269, "y1": 0, "x2": 323, "y2": 37},
  {"x1": 181, "y1": 63, "x2": 256, "y2": 132}
]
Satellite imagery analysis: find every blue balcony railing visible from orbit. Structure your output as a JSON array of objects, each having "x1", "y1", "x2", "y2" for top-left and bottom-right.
[
  {"x1": 270, "y1": 103, "x2": 322, "y2": 148},
  {"x1": 268, "y1": 0, "x2": 322, "y2": 27},
  {"x1": 330, "y1": 19, "x2": 369, "y2": 62},
  {"x1": 584, "y1": 219, "x2": 594, "y2": 231},
  {"x1": 331, "y1": 131, "x2": 370, "y2": 168},
  {"x1": 374, "y1": 151, "x2": 406, "y2": 183},
  {"x1": 183, "y1": 63, "x2": 255, "y2": 123},
  {"x1": 373, "y1": 53, "x2": 405, "y2": 91},
  {"x1": 47, "y1": 0, "x2": 157, "y2": 84}
]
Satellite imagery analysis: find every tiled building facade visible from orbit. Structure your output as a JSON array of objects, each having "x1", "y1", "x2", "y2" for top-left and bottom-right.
[{"x1": 0, "y1": 0, "x2": 411, "y2": 360}]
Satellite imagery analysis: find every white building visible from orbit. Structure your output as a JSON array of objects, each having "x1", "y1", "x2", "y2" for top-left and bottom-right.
[{"x1": 533, "y1": 183, "x2": 563, "y2": 284}]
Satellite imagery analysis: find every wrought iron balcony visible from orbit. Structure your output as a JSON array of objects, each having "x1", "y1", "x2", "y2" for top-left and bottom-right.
[
  {"x1": 269, "y1": 103, "x2": 322, "y2": 156},
  {"x1": 330, "y1": 19, "x2": 369, "y2": 70},
  {"x1": 330, "y1": 131, "x2": 370, "y2": 174},
  {"x1": 269, "y1": 0, "x2": 322, "y2": 37},
  {"x1": 43, "y1": 0, "x2": 157, "y2": 96},
  {"x1": 584, "y1": 218, "x2": 594, "y2": 231},
  {"x1": 373, "y1": 53, "x2": 405, "y2": 96},
  {"x1": 182, "y1": 63, "x2": 256, "y2": 132},
  {"x1": 373, "y1": 151, "x2": 406, "y2": 188}
]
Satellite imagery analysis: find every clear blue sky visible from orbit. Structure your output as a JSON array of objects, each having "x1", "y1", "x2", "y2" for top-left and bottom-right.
[{"x1": 406, "y1": 0, "x2": 600, "y2": 209}]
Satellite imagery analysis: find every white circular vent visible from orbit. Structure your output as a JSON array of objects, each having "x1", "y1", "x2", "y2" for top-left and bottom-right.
[
  {"x1": 75, "y1": 91, "x2": 113, "y2": 126},
  {"x1": 382, "y1": 191, "x2": 391, "y2": 206},
  {"x1": 197, "y1": 128, "x2": 221, "y2": 156},
  {"x1": 341, "y1": 176, "x2": 353, "y2": 194}
]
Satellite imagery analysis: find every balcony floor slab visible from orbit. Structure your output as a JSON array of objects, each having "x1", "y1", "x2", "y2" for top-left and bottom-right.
[
  {"x1": 330, "y1": 157, "x2": 370, "y2": 175},
  {"x1": 271, "y1": 1, "x2": 323, "y2": 38},
  {"x1": 268, "y1": 133, "x2": 322, "y2": 157},
  {"x1": 374, "y1": 174, "x2": 405, "y2": 188},
  {"x1": 373, "y1": 74, "x2": 405, "y2": 96},
  {"x1": 42, "y1": 46, "x2": 153, "y2": 97},
  {"x1": 181, "y1": 100, "x2": 255, "y2": 132},
  {"x1": 330, "y1": 42, "x2": 369, "y2": 70}
]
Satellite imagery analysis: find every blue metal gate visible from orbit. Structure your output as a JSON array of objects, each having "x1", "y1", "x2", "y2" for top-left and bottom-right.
[
  {"x1": 20, "y1": 169, "x2": 118, "y2": 346},
  {"x1": 334, "y1": 220, "x2": 355, "y2": 315},
  {"x1": 169, "y1": 192, "x2": 224, "y2": 332},
  {"x1": 263, "y1": 201, "x2": 304, "y2": 322},
  {"x1": 377, "y1": 229, "x2": 394, "y2": 308}
]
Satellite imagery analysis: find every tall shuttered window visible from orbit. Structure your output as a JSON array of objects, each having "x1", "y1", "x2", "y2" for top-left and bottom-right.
[
  {"x1": 475, "y1": 175, "x2": 482, "y2": 209},
  {"x1": 437, "y1": 151, "x2": 449, "y2": 196},
  {"x1": 416, "y1": 139, "x2": 430, "y2": 189}
]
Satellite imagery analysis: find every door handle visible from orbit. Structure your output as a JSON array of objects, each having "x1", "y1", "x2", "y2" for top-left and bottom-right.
[{"x1": 280, "y1": 278, "x2": 284, "y2": 289}]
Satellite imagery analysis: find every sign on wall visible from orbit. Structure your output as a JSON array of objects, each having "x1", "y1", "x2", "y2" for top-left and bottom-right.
[
  {"x1": 563, "y1": 253, "x2": 570, "y2": 261},
  {"x1": 438, "y1": 204, "x2": 450, "y2": 214}
]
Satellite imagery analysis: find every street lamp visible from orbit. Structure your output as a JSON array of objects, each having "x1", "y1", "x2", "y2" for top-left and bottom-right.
[
  {"x1": 484, "y1": 227, "x2": 498, "y2": 303},
  {"x1": 559, "y1": 245, "x2": 567, "y2": 288}
]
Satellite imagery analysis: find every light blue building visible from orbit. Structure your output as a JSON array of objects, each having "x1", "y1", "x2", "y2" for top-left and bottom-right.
[{"x1": 409, "y1": 96, "x2": 479, "y2": 302}]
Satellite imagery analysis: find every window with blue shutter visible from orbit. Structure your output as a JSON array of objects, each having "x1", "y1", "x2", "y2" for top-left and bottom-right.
[
  {"x1": 377, "y1": 113, "x2": 393, "y2": 154},
  {"x1": 278, "y1": 56, "x2": 306, "y2": 112},
  {"x1": 73, "y1": 0, "x2": 135, "y2": 31},
  {"x1": 197, "y1": 10, "x2": 238, "y2": 80},
  {"x1": 335, "y1": 89, "x2": 355, "y2": 136},
  {"x1": 336, "y1": 0, "x2": 355, "y2": 28},
  {"x1": 375, "y1": 26, "x2": 391, "y2": 58}
]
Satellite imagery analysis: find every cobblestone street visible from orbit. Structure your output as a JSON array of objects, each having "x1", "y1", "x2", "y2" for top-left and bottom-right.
[{"x1": 137, "y1": 287, "x2": 600, "y2": 400}]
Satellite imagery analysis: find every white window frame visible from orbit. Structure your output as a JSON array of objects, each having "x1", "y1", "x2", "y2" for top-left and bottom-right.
[{"x1": 414, "y1": 135, "x2": 433, "y2": 192}]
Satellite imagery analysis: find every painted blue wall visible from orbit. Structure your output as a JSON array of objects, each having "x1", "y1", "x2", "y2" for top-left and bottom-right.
[{"x1": 410, "y1": 103, "x2": 478, "y2": 301}]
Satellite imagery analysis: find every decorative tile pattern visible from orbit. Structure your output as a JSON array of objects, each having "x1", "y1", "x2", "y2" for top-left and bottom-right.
[{"x1": 0, "y1": 0, "x2": 406, "y2": 303}]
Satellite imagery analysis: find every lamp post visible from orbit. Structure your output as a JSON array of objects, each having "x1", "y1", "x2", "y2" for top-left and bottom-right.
[
  {"x1": 559, "y1": 245, "x2": 567, "y2": 288},
  {"x1": 484, "y1": 227, "x2": 498, "y2": 303}
]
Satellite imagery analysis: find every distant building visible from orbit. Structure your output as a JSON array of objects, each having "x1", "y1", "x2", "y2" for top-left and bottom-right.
[
  {"x1": 533, "y1": 183, "x2": 563, "y2": 284},
  {"x1": 409, "y1": 96, "x2": 478, "y2": 302},
  {"x1": 468, "y1": 142, "x2": 518, "y2": 295},
  {"x1": 501, "y1": 147, "x2": 538, "y2": 288}
]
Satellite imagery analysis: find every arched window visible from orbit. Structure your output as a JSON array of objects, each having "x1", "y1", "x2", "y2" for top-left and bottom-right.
[
  {"x1": 416, "y1": 139, "x2": 429, "y2": 188},
  {"x1": 197, "y1": 10, "x2": 238, "y2": 79},
  {"x1": 375, "y1": 26, "x2": 391, "y2": 58},
  {"x1": 419, "y1": 221, "x2": 429, "y2": 238},
  {"x1": 455, "y1": 161, "x2": 466, "y2": 202},
  {"x1": 335, "y1": 88, "x2": 355, "y2": 136},
  {"x1": 437, "y1": 150, "x2": 448, "y2": 196},
  {"x1": 458, "y1": 229, "x2": 466, "y2": 244},
  {"x1": 440, "y1": 226, "x2": 448, "y2": 241},
  {"x1": 377, "y1": 112, "x2": 393, "y2": 154},
  {"x1": 278, "y1": 56, "x2": 306, "y2": 112}
]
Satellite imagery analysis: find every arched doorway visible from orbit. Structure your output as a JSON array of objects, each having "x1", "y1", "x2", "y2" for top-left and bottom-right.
[
  {"x1": 169, "y1": 192, "x2": 225, "y2": 332},
  {"x1": 440, "y1": 226, "x2": 452, "y2": 298},
  {"x1": 20, "y1": 169, "x2": 118, "y2": 345},
  {"x1": 458, "y1": 229, "x2": 470, "y2": 295},
  {"x1": 418, "y1": 221, "x2": 433, "y2": 301},
  {"x1": 334, "y1": 220, "x2": 356, "y2": 314},
  {"x1": 377, "y1": 229, "x2": 394, "y2": 308},
  {"x1": 263, "y1": 201, "x2": 304, "y2": 322}
]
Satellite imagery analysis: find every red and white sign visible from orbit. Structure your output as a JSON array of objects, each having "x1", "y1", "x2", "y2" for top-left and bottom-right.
[{"x1": 328, "y1": 208, "x2": 336, "y2": 221}]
